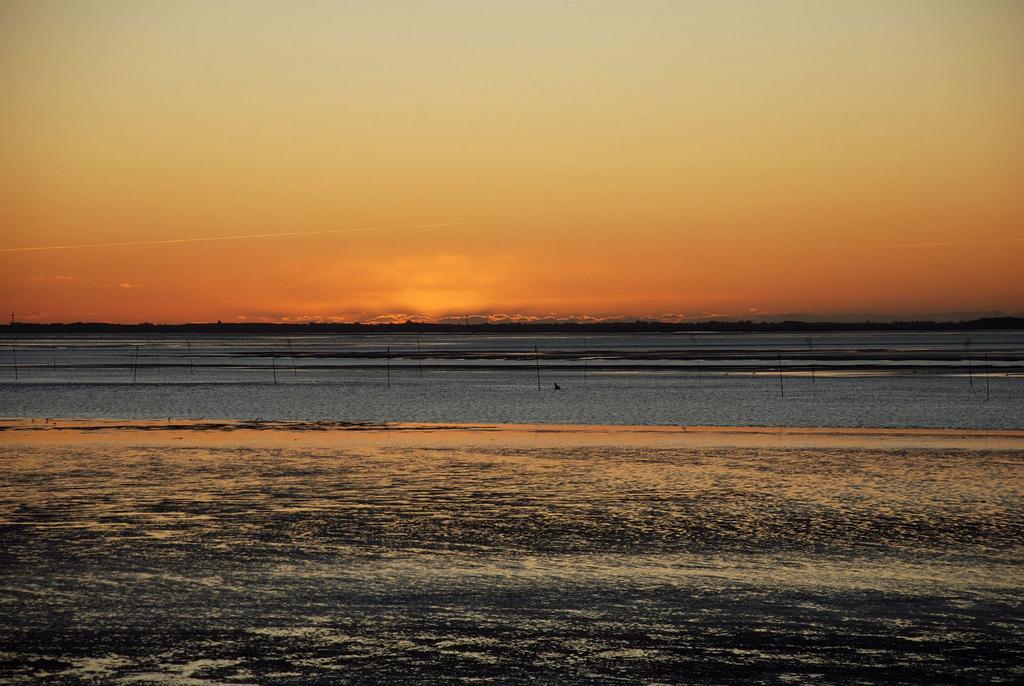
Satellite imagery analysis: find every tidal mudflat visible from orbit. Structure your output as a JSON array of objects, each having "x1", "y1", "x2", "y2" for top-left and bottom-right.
[{"x1": 1, "y1": 422, "x2": 1021, "y2": 684}]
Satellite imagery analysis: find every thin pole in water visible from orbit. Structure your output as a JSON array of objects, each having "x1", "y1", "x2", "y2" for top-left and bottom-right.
[
  {"x1": 777, "y1": 351, "x2": 784, "y2": 397},
  {"x1": 583, "y1": 338, "x2": 588, "y2": 382},
  {"x1": 535, "y1": 345, "x2": 541, "y2": 391},
  {"x1": 187, "y1": 341, "x2": 194, "y2": 377},
  {"x1": 132, "y1": 345, "x2": 139, "y2": 384},
  {"x1": 52, "y1": 346, "x2": 56, "y2": 371},
  {"x1": 985, "y1": 353, "x2": 990, "y2": 402},
  {"x1": 11, "y1": 345, "x2": 17, "y2": 381},
  {"x1": 270, "y1": 348, "x2": 277, "y2": 385},
  {"x1": 386, "y1": 346, "x2": 391, "y2": 389},
  {"x1": 967, "y1": 337, "x2": 973, "y2": 388},
  {"x1": 417, "y1": 333, "x2": 423, "y2": 378},
  {"x1": 694, "y1": 335, "x2": 702, "y2": 383},
  {"x1": 808, "y1": 335, "x2": 815, "y2": 384}
]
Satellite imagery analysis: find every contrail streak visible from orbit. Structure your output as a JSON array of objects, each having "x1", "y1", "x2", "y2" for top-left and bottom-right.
[
  {"x1": 875, "y1": 237, "x2": 1024, "y2": 249},
  {"x1": 0, "y1": 222, "x2": 460, "y2": 253}
]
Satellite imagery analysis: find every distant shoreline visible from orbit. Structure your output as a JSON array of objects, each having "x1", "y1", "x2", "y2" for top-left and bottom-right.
[{"x1": 5, "y1": 316, "x2": 1023, "y2": 335}]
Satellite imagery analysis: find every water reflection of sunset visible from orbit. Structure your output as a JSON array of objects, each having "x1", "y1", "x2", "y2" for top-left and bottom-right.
[{"x1": 2, "y1": 420, "x2": 1021, "y2": 681}]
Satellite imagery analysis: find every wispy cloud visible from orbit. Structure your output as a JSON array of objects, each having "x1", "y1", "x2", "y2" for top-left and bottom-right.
[
  {"x1": 0, "y1": 222, "x2": 459, "y2": 253},
  {"x1": 91, "y1": 281, "x2": 142, "y2": 289},
  {"x1": 284, "y1": 312, "x2": 702, "y2": 325},
  {"x1": 29, "y1": 274, "x2": 76, "y2": 282}
]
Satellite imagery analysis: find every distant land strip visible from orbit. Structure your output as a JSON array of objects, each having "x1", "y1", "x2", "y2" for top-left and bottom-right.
[{"x1": 4, "y1": 317, "x2": 1023, "y2": 334}]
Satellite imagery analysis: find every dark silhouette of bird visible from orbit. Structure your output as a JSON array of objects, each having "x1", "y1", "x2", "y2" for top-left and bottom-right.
[{"x1": 553, "y1": 383, "x2": 561, "y2": 390}]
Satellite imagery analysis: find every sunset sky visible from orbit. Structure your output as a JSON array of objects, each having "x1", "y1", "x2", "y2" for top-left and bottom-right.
[{"x1": 2, "y1": 0, "x2": 1022, "y2": 323}]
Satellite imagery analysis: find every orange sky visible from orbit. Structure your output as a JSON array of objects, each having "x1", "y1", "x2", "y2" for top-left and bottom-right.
[{"x1": 2, "y1": 1, "x2": 1022, "y2": 323}]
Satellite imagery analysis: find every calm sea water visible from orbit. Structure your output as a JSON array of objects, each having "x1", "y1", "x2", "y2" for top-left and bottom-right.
[
  {"x1": 1, "y1": 332, "x2": 1022, "y2": 428},
  {"x1": 2, "y1": 331, "x2": 1022, "y2": 683},
  {"x1": 1, "y1": 430, "x2": 1021, "y2": 684}
]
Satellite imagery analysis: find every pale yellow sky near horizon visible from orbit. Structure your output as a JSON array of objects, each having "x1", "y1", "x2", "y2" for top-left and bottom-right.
[{"x1": 2, "y1": 0, "x2": 1022, "y2": 322}]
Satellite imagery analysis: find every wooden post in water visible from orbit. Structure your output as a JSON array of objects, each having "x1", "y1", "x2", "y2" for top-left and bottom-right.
[
  {"x1": 583, "y1": 338, "x2": 588, "y2": 382},
  {"x1": 985, "y1": 353, "x2": 990, "y2": 402},
  {"x1": 270, "y1": 348, "x2": 277, "y2": 385},
  {"x1": 807, "y1": 335, "x2": 815, "y2": 383},
  {"x1": 287, "y1": 338, "x2": 297, "y2": 375},
  {"x1": 132, "y1": 345, "x2": 139, "y2": 384},
  {"x1": 52, "y1": 346, "x2": 56, "y2": 372},
  {"x1": 11, "y1": 345, "x2": 17, "y2": 381},
  {"x1": 187, "y1": 341, "x2": 194, "y2": 377},
  {"x1": 417, "y1": 333, "x2": 423, "y2": 378},
  {"x1": 535, "y1": 345, "x2": 541, "y2": 391},
  {"x1": 693, "y1": 335, "x2": 701, "y2": 383},
  {"x1": 966, "y1": 337, "x2": 973, "y2": 388},
  {"x1": 386, "y1": 346, "x2": 391, "y2": 389},
  {"x1": 777, "y1": 351, "x2": 784, "y2": 397}
]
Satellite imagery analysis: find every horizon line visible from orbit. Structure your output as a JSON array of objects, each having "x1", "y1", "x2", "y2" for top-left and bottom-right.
[{"x1": 6, "y1": 315, "x2": 1022, "y2": 327}]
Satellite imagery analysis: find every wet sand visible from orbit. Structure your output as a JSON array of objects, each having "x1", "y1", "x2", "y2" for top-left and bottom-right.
[
  {"x1": 3, "y1": 417, "x2": 1023, "y2": 450},
  {"x1": 1, "y1": 422, "x2": 1022, "y2": 684}
]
